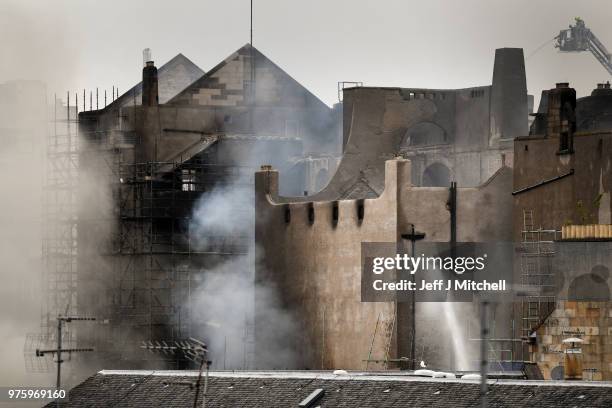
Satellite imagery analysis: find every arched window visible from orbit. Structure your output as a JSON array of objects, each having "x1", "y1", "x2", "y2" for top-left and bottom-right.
[
  {"x1": 401, "y1": 122, "x2": 446, "y2": 148},
  {"x1": 568, "y1": 265, "x2": 610, "y2": 301},
  {"x1": 422, "y1": 163, "x2": 451, "y2": 187}
]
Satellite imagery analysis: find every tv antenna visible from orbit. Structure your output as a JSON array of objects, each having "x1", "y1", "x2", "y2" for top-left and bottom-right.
[
  {"x1": 141, "y1": 338, "x2": 211, "y2": 408},
  {"x1": 35, "y1": 313, "x2": 96, "y2": 402}
]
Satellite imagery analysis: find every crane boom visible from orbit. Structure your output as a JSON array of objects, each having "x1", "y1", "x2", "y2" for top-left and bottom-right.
[{"x1": 555, "y1": 18, "x2": 612, "y2": 76}]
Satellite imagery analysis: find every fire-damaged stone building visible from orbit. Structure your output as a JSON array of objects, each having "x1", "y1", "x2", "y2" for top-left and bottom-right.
[
  {"x1": 256, "y1": 158, "x2": 513, "y2": 370},
  {"x1": 74, "y1": 44, "x2": 340, "y2": 369},
  {"x1": 57, "y1": 35, "x2": 612, "y2": 384},
  {"x1": 255, "y1": 47, "x2": 612, "y2": 381},
  {"x1": 254, "y1": 48, "x2": 527, "y2": 371},
  {"x1": 329, "y1": 48, "x2": 528, "y2": 198}
]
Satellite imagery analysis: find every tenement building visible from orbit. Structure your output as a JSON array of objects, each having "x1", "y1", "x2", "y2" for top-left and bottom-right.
[{"x1": 513, "y1": 82, "x2": 612, "y2": 380}]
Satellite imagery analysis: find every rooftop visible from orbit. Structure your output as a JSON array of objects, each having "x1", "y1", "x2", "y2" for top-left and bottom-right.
[{"x1": 49, "y1": 370, "x2": 612, "y2": 407}]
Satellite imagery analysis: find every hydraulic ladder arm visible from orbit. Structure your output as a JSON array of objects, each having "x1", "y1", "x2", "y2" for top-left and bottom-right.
[{"x1": 555, "y1": 18, "x2": 612, "y2": 76}]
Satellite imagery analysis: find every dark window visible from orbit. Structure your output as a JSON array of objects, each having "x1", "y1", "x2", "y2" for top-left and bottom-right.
[
  {"x1": 560, "y1": 132, "x2": 570, "y2": 152},
  {"x1": 470, "y1": 89, "x2": 485, "y2": 98},
  {"x1": 308, "y1": 203, "x2": 315, "y2": 224},
  {"x1": 332, "y1": 202, "x2": 339, "y2": 225},
  {"x1": 284, "y1": 205, "x2": 291, "y2": 224},
  {"x1": 357, "y1": 200, "x2": 365, "y2": 222}
]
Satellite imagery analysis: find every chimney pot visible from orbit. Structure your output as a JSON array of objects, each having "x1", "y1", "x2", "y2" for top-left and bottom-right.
[{"x1": 143, "y1": 48, "x2": 152, "y2": 67}]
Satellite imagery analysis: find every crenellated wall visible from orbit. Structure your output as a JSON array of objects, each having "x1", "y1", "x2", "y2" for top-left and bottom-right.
[{"x1": 255, "y1": 158, "x2": 512, "y2": 370}]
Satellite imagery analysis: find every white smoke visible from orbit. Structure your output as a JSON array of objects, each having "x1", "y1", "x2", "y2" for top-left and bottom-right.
[
  {"x1": 189, "y1": 180, "x2": 299, "y2": 369},
  {"x1": 191, "y1": 184, "x2": 253, "y2": 248}
]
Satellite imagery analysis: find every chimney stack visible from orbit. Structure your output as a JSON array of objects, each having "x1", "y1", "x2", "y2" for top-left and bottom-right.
[
  {"x1": 546, "y1": 82, "x2": 576, "y2": 153},
  {"x1": 591, "y1": 82, "x2": 612, "y2": 97},
  {"x1": 490, "y1": 48, "x2": 528, "y2": 141},
  {"x1": 142, "y1": 50, "x2": 158, "y2": 106}
]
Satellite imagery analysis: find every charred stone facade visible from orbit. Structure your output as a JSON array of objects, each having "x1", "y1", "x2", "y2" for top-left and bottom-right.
[
  {"x1": 75, "y1": 45, "x2": 339, "y2": 370},
  {"x1": 255, "y1": 160, "x2": 512, "y2": 370},
  {"x1": 330, "y1": 48, "x2": 527, "y2": 198},
  {"x1": 253, "y1": 48, "x2": 528, "y2": 371},
  {"x1": 254, "y1": 52, "x2": 612, "y2": 380}
]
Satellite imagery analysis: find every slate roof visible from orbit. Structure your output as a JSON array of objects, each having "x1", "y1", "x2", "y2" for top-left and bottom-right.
[
  {"x1": 167, "y1": 44, "x2": 330, "y2": 112},
  {"x1": 48, "y1": 370, "x2": 612, "y2": 407}
]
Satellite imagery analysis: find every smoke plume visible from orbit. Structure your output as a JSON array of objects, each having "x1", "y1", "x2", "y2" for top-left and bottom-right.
[{"x1": 189, "y1": 178, "x2": 299, "y2": 369}]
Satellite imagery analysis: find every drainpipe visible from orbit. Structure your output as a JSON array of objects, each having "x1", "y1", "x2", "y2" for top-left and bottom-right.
[{"x1": 448, "y1": 181, "x2": 457, "y2": 371}]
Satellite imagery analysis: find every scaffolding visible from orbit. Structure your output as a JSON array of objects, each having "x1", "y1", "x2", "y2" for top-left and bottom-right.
[
  {"x1": 109, "y1": 160, "x2": 250, "y2": 366},
  {"x1": 520, "y1": 210, "x2": 557, "y2": 339},
  {"x1": 35, "y1": 96, "x2": 79, "y2": 373},
  {"x1": 463, "y1": 211, "x2": 560, "y2": 370},
  {"x1": 38, "y1": 83, "x2": 263, "y2": 370},
  {"x1": 74, "y1": 111, "x2": 254, "y2": 368}
]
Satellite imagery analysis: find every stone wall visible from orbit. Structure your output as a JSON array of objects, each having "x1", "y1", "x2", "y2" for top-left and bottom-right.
[
  {"x1": 533, "y1": 301, "x2": 612, "y2": 380},
  {"x1": 255, "y1": 158, "x2": 512, "y2": 370}
]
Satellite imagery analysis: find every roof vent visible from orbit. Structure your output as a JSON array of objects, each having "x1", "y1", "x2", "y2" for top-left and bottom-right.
[
  {"x1": 298, "y1": 388, "x2": 324, "y2": 408},
  {"x1": 556, "y1": 82, "x2": 570, "y2": 89}
]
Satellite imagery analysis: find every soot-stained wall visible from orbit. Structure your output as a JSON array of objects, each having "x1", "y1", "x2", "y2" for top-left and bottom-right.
[
  {"x1": 329, "y1": 48, "x2": 526, "y2": 196},
  {"x1": 255, "y1": 159, "x2": 512, "y2": 370}
]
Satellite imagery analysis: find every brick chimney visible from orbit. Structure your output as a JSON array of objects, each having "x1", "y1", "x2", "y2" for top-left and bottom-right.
[
  {"x1": 142, "y1": 60, "x2": 158, "y2": 106},
  {"x1": 546, "y1": 83, "x2": 576, "y2": 153}
]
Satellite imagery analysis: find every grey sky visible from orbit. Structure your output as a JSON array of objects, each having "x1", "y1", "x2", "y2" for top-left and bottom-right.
[{"x1": 1, "y1": 0, "x2": 612, "y2": 106}]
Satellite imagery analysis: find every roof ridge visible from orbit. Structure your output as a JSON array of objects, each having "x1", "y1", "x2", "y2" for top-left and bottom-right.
[{"x1": 96, "y1": 370, "x2": 612, "y2": 387}]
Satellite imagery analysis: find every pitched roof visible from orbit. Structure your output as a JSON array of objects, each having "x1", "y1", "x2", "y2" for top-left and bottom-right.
[
  {"x1": 48, "y1": 370, "x2": 612, "y2": 407},
  {"x1": 105, "y1": 53, "x2": 204, "y2": 110},
  {"x1": 167, "y1": 44, "x2": 329, "y2": 111}
]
